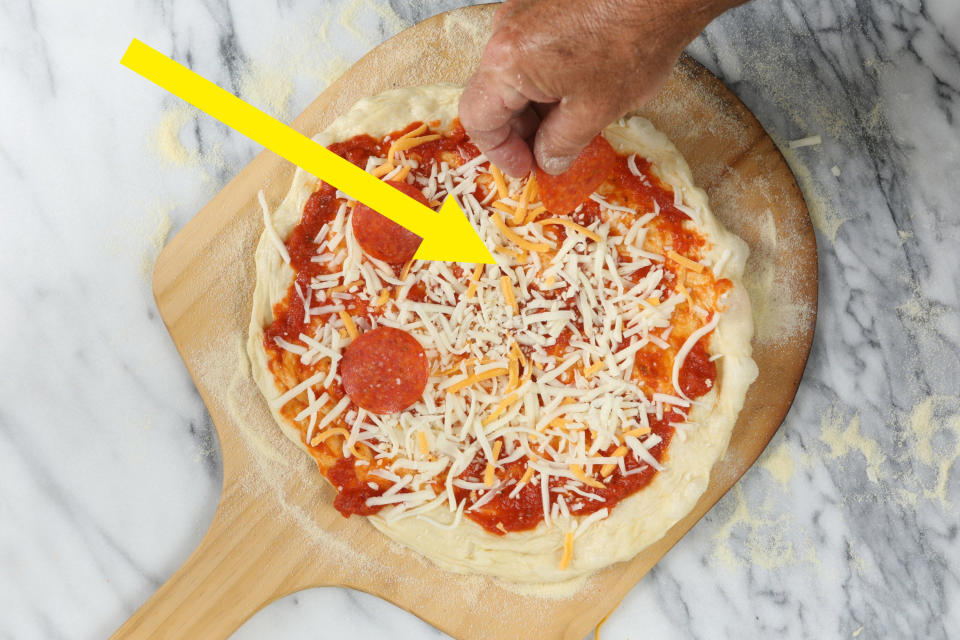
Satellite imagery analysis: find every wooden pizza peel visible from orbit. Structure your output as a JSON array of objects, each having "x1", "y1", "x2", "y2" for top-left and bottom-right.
[{"x1": 113, "y1": 4, "x2": 817, "y2": 639}]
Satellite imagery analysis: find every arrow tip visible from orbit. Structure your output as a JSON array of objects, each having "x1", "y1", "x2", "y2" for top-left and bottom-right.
[{"x1": 413, "y1": 196, "x2": 496, "y2": 264}]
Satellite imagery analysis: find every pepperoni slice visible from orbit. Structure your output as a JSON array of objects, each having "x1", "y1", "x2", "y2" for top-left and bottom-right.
[
  {"x1": 351, "y1": 181, "x2": 426, "y2": 264},
  {"x1": 340, "y1": 327, "x2": 429, "y2": 414},
  {"x1": 535, "y1": 135, "x2": 617, "y2": 215}
]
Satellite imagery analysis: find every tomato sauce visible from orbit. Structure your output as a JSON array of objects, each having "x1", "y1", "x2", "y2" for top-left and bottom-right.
[
  {"x1": 328, "y1": 456, "x2": 384, "y2": 516},
  {"x1": 263, "y1": 122, "x2": 721, "y2": 529},
  {"x1": 458, "y1": 412, "x2": 680, "y2": 535}
]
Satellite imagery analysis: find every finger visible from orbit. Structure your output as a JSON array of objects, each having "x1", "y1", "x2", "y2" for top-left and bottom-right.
[
  {"x1": 533, "y1": 99, "x2": 621, "y2": 174},
  {"x1": 485, "y1": 130, "x2": 535, "y2": 177},
  {"x1": 460, "y1": 72, "x2": 536, "y2": 176},
  {"x1": 512, "y1": 105, "x2": 540, "y2": 141},
  {"x1": 459, "y1": 67, "x2": 528, "y2": 148}
]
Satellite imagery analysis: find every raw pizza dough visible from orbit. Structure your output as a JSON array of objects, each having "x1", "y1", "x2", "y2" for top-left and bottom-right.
[{"x1": 247, "y1": 85, "x2": 757, "y2": 585}]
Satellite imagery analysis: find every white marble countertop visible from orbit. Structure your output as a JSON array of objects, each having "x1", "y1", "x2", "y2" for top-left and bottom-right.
[{"x1": 2, "y1": 0, "x2": 958, "y2": 638}]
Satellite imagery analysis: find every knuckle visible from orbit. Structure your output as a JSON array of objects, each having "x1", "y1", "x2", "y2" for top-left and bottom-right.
[{"x1": 483, "y1": 26, "x2": 526, "y2": 71}]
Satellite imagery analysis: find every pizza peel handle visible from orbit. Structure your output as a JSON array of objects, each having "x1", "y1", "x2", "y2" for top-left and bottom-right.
[{"x1": 110, "y1": 482, "x2": 323, "y2": 639}]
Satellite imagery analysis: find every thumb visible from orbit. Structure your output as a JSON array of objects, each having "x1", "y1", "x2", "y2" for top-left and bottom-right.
[{"x1": 533, "y1": 100, "x2": 620, "y2": 175}]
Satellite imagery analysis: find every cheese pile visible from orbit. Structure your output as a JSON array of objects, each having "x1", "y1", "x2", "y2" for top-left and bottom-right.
[{"x1": 268, "y1": 126, "x2": 725, "y2": 538}]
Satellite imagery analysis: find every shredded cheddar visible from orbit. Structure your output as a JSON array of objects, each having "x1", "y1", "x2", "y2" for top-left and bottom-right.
[
  {"x1": 349, "y1": 441, "x2": 371, "y2": 460},
  {"x1": 623, "y1": 426, "x2": 652, "y2": 438},
  {"x1": 395, "y1": 164, "x2": 412, "y2": 181},
  {"x1": 400, "y1": 123, "x2": 428, "y2": 138},
  {"x1": 536, "y1": 218, "x2": 603, "y2": 242},
  {"x1": 483, "y1": 393, "x2": 518, "y2": 426},
  {"x1": 492, "y1": 212, "x2": 550, "y2": 252},
  {"x1": 445, "y1": 367, "x2": 509, "y2": 394},
  {"x1": 595, "y1": 607, "x2": 617, "y2": 640},
  {"x1": 417, "y1": 431, "x2": 430, "y2": 455},
  {"x1": 492, "y1": 201, "x2": 515, "y2": 216},
  {"x1": 388, "y1": 134, "x2": 440, "y2": 160},
  {"x1": 668, "y1": 250, "x2": 704, "y2": 273},
  {"x1": 438, "y1": 357, "x2": 474, "y2": 376},
  {"x1": 520, "y1": 467, "x2": 534, "y2": 485},
  {"x1": 438, "y1": 357, "x2": 492, "y2": 377},
  {"x1": 374, "y1": 289, "x2": 391, "y2": 307},
  {"x1": 510, "y1": 339, "x2": 527, "y2": 369},
  {"x1": 500, "y1": 275, "x2": 518, "y2": 314},
  {"x1": 484, "y1": 462, "x2": 496, "y2": 487},
  {"x1": 330, "y1": 279, "x2": 363, "y2": 293},
  {"x1": 558, "y1": 531, "x2": 574, "y2": 570},
  {"x1": 399, "y1": 257, "x2": 415, "y2": 280},
  {"x1": 490, "y1": 164, "x2": 508, "y2": 199},
  {"x1": 523, "y1": 204, "x2": 547, "y2": 224},
  {"x1": 465, "y1": 264, "x2": 484, "y2": 299},
  {"x1": 338, "y1": 310, "x2": 358, "y2": 339},
  {"x1": 495, "y1": 246, "x2": 524, "y2": 260},
  {"x1": 371, "y1": 162, "x2": 394, "y2": 178},
  {"x1": 584, "y1": 360, "x2": 605, "y2": 378},
  {"x1": 310, "y1": 427, "x2": 351, "y2": 448},
  {"x1": 570, "y1": 464, "x2": 606, "y2": 489},
  {"x1": 600, "y1": 446, "x2": 629, "y2": 478},
  {"x1": 511, "y1": 174, "x2": 535, "y2": 225},
  {"x1": 507, "y1": 352, "x2": 519, "y2": 390}
]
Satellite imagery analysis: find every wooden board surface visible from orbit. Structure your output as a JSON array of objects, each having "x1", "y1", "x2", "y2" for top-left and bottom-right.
[{"x1": 114, "y1": 5, "x2": 817, "y2": 639}]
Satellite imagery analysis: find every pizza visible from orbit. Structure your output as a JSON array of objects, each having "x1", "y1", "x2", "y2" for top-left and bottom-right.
[{"x1": 247, "y1": 85, "x2": 757, "y2": 584}]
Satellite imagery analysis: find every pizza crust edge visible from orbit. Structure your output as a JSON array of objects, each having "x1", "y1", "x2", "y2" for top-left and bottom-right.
[{"x1": 247, "y1": 85, "x2": 758, "y2": 587}]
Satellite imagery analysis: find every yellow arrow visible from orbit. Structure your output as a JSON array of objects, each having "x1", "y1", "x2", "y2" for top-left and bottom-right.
[{"x1": 121, "y1": 39, "x2": 495, "y2": 264}]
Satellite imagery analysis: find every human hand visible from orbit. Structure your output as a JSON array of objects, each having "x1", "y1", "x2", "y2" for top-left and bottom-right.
[{"x1": 459, "y1": 0, "x2": 743, "y2": 177}]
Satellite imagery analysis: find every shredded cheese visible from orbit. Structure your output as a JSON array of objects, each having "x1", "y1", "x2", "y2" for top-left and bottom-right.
[
  {"x1": 338, "y1": 310, "x2": 358, "y2": 339},
  {"x1": 417, "y1": 431, "x2": 430, "y2": 455},
  {"x1": 536, "y1": 217, "x2": 603, "y2": 243},
  {"x1": 483, "y1": 394, "x2": 518, "y2": 426},
  {"x1": 558, "y1": 532, "x2": 574, "y2": 570},
  {"x1": 584, "y1": 360, "x2": 605, "y2": 378},
  {"x1": 490, "y1": 165, "x2": 508, "y2": 199},
  {"x1": 400, "y1": 257, "x2": 415, "y2": 280},
  {"x1": 264, "y1": 118, "x2": 729, "y2": 535},
  {"x1": 569, "y1": 464, "x2": 606, "y2": 489},
  {"x1": 500, "y1": 275, "x2": 518, "y2": 314},
  {"x1": 492, "y1": 212, "x2": 550, "y2": 252},
  {"x1": 511, "y1": 174, "x2": 535, "y2": 225},
  {"x1": 389, "y1": 134, "x2": 440, "y2": 161},
  {"x1": 445, "y1": 368, "x2": 509, "y2": 394},
  {"x1": 667, "y1": 250, "x2": 704, "y2": 273},
  {"x1": 371, "y1": 162, "x2": 394, "y2": 178},
  {"x1": 600, "y1": 446, "x2": 629, "y2": 477},
  {"x1": 465, "y1": 264, "x2": 484, "y2": 298},
  {"x1": 523, "y1": 204, "x2": 547, "y2": 224},
  {"x1": 484, "y1": 463, "x2": 496, "y2": 487},
  {"x1": 672, "y1": 313, "x2": 720, "y2": 400},
  {"x1": 309, "y1": 427, "x2": 351, "y2": 448},
  {"x1": 258, "y1": 190, "x2": 290, "y2": 264}
]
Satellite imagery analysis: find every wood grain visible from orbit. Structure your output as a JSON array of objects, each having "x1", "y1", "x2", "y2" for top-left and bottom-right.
[{"x1": 114, "y1": 5, "x2": 817, "y2": 639}]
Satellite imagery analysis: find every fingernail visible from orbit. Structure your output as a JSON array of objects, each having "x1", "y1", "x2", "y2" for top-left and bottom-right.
[{"x1": 539, "y1": 154, "x2": 576, "y2": 175}]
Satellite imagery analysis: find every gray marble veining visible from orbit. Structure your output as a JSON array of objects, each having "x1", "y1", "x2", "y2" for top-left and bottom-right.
[{"x1": 1, "y1": 0, "x2": 958, "y2": 638}]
